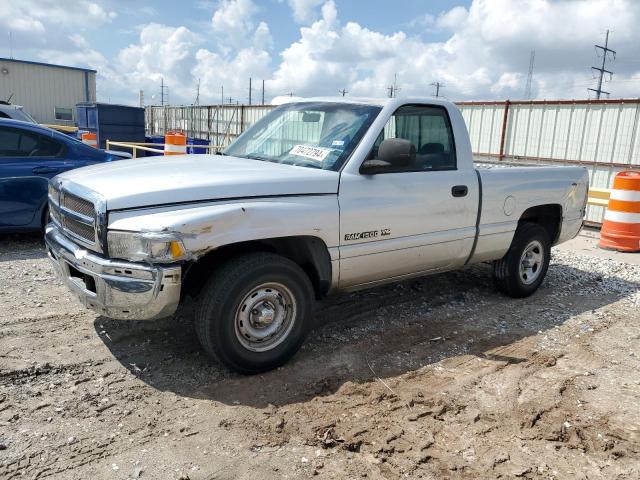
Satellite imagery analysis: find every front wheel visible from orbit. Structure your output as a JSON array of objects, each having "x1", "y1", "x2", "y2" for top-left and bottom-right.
[
  {"x1": 195, "y1": 252, "x2": 314, "y2": 374},
  {"x1": 492, "y1": 222, "x2": 551, "y2": 298}
]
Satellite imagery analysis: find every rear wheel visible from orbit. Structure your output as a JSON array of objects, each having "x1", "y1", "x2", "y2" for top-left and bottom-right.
[
  {"x1": 195, "y1": 252, "x2": 314, "y2": 374},
  {"x1": 492, "y1": 222, "x2": 551, "y2": 298}
]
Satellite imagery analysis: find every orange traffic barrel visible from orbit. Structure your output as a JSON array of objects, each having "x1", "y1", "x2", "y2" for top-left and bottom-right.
[
  {"x1": 81, "y1": 132, "x2": 98, "y2": 148},
  {"x1": 599, "y1": 170, "x2": 640, "y2": 252},
  {"x1": 164, "y1": 131, "x2": 187, "y2": 155}
]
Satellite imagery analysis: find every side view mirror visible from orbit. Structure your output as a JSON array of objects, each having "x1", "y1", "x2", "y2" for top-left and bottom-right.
[{"x1": 360, "y1": 138, "x2": 415, "y2": 174}]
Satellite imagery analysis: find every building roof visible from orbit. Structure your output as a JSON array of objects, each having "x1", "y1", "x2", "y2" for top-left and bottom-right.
[{"x1": 0, "y1": 57, "x2": 97, "y2": 73}]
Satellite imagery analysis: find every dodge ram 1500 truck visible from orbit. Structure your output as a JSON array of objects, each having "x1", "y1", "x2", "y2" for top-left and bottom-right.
[{"x1": 45, "y1": 97, "x2": 589, "y2": 373}]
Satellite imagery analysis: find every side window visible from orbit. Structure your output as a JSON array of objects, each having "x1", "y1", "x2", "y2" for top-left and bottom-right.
[
  {"x1": 369, "y1": 105, "x2": 456, "y2": 172},
  {"x1": 35, "y1": 135, "x2": 65, "y2": 156},
  {"x1": 0, "y1": 127, "x2": 64, "y2": 157},
  {"x1": 0, "y1": 111, "x2": 10, "y2": 119},
  {"x1": 0, "y1": 128, "x2": 22, "y2": 156}
]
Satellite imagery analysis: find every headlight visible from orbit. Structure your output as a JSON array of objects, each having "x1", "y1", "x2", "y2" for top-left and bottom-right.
[{"x1": 107, "y1": 231, "x2": 188, "y2": 263}]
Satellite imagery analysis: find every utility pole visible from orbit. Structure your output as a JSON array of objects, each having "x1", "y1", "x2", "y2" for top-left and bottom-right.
[
  {"x1": 8, "y1": 31, "x2": 13, "y2": 59},
  {"x1": 160, "y1": 78, "x2": 169, "y2": 106},
  {"x1": 430, "y1": 81, "x2": 445, "y2": 97},
  {"x1": 139, "y1": 90, "x2": 144, "y2": 108},
  {"x1": 339, "y1": 88, "x2": 348, "y2": 96},
  {"x1": 588, "y1": 29, "x2": 616, "y2": 99},
  {"x1": 248, "y1": 77, "x2": 252, "y2": 105},
  {"x1": 261, "y1": 80, "x2": 265, "y2": 105},
  {"x1": 387, "y1": 73, "x2": 400, "y2": 98},
  {"x1": 194, "y1": 78, "x2": 200, "y2": 106},
  {"x1": 221, "y1": 86, "x2": 224, "y2": 106},
  {"x1": 524, "y1": 50, "x2": 535, "y2": 99}
]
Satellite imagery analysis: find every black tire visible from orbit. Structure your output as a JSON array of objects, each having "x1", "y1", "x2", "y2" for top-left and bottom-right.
[
  {"x1": 492, "y1": 222, "x2": 551, "y2": 298},
  {"x1": 195, "y1": 252, "x2": 314, "y2": 374}
]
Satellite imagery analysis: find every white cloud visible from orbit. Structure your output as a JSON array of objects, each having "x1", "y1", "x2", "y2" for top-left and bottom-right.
[
  {"x1": 436, "y1": 5, "x2": 468, "y2": 30},
  {"x1": 285, "y1": 0, "x2": 325, "y2": 23},
  {"x1": 3, "y1": 0, "x2": 640, "y2": 106},
  {"x1": 270, "y1": 0, "x2": 640, "y2": 101},
  {"x1": 211, "y1": 0, "x2": 259, "y2": 49}
]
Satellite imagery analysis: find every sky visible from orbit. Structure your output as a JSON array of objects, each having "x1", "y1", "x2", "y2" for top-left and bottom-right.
[{"x1": 1, "y1": 0, "x2": 639, "y2": 106}]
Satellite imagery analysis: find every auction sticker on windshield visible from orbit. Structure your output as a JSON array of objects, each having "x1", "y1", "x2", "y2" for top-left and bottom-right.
[{"x1": 289, "y1": 145, "x2": 331, "y2": 162}]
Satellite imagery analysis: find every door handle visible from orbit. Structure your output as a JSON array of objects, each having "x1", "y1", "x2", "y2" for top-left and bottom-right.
[
  {"x1": 32, "y1": 166, "x2": 60, "y2": 174},
  {"x1": 451, "y1": 185, "x2": 468, "y2": 197}
]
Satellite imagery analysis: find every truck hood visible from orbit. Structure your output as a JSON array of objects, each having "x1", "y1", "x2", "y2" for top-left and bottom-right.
[{"x1": 55, "y1": 154, "x2": 340, "y2": 210}]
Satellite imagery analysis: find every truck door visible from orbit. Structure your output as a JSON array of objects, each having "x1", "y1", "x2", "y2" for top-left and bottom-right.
[
  {"x1": 0, "y1": 126, "x2": 70, "y2": 228},
  {"x1": 338, "y1": 104, "x2": 479, "y2": 289}
]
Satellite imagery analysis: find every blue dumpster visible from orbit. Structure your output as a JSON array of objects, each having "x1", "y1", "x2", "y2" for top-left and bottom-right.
[
  {"x1": 187, "y1": 137, "x2": 209, "y2": 154},
  {"x1": 146, "y1": 135, "x2": 165, "y2": 156}
]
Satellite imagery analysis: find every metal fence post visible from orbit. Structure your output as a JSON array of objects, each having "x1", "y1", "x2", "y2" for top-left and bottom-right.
[{"x1": 498, "y1": 100, "x2": 510, "y2": 161}]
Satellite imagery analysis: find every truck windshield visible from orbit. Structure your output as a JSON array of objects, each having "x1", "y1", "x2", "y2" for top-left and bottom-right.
[{"x1": 223, "y1": 102, "x2": 382, "y2": 171}]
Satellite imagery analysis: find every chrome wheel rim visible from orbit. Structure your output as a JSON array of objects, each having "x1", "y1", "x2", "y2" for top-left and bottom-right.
[
  {"x1": 519, "y1": 240, "x2": 544, "y2": 285},
  {"x1": 234, "y1": 282, "x2": 297, "y2": 352}
]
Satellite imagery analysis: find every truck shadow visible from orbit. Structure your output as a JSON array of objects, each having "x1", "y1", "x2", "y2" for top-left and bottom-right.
[{"x1": 95, "y1": 258, "x2": 637, "y2": 408}]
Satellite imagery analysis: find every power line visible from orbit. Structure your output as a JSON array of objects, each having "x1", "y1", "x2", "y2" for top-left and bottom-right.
[
  {"x1": 430, "y1": 81, "x2": 445, "y2": 97},
  {"x1": 524, "y1": 50, "x2": 535, "y2": 99},
  {"x1": 588, "y1": 29, "x2": 616, "y2": 99}
]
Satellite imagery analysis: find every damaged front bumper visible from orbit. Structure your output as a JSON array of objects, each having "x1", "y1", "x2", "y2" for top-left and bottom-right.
[{"x1": 45, "y1": 224, "x2": 182, "y2": 320}]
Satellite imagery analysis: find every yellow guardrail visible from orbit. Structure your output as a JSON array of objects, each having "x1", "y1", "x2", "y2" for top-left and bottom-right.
[
  {"x1": 105, "y1": 141, "x2": 223, "y2": 159},
  {"x1": 41, "y1": 123, "x2": 79, "y2": 133},
  {"x1": 587, "y1": 187, "x2": 611, "y2": 207}
]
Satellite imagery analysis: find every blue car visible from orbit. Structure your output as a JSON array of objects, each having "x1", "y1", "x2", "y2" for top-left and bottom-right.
[{"x1": 0, "y1": 119, "x2": 129, "y2": 233}]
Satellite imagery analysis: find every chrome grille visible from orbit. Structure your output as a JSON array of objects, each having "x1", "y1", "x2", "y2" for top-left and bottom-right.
[
  {"x1": 62, "y1": 216, "x2": 96, "y2": 242},
  {"x1": 48, "y1": 183, "x2": 101, "y2": 251},
  {"x1": 49, "y1": 202, "x2": 61, "y2": 224},
  {"x1": 62, "y1": 193, "x2": 95, "y2": 219},
  {"x1": 48, "y1": 184, "x2": 59, "y2": 205}
]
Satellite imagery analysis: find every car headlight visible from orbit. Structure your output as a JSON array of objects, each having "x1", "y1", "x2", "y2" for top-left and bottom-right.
[{"x1": 107, "y1": 231, "x2": 188, "y2": 263}]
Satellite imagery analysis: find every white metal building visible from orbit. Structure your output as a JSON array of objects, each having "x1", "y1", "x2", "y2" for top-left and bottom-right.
[{"x1": 0, "y1": 57, "x2": 96, "y2": 125}]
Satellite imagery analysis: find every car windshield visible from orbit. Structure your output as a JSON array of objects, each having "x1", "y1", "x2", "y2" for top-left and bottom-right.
[{"x1": 223, "y1": 102, "x2": 382, "y2": 171}]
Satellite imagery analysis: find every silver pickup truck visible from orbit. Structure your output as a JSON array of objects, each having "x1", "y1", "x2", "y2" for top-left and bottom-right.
[{"x1": 45, "y1": 97, "x2": 588, "y2": 373}]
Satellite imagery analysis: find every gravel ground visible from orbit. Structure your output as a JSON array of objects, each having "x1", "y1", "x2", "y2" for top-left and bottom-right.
[{"x1": 1, "y1": 232, "x2": 639, "y2": 479}]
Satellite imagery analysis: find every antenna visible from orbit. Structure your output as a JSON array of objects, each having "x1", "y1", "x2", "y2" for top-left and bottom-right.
[
  {"x1": 159, "y1": 78, "x2": 169, "y2": 106},
  {"x1": 524, "y1": 50, "x2": 535, "y2": 99},
  {"x1": 588, "y1": 29, "x2": 615, "y2": 99},
  {"x1": 430, "y1": 81, "x2": 445, "y2": 97},
  {"x1": 387, "y1": 73, "x2": 400, "y2": 98}
]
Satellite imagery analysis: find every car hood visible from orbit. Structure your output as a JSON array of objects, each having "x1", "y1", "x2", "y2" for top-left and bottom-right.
[{"x1": 55, "y1": 154, "x2": 340, "y2": 211}]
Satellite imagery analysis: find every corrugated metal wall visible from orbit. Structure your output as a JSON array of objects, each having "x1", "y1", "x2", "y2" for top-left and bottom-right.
[
  {"x1": 0, "y1": 59, "x2": 96, "y2": 125},
  {"x1": 459, "y1": 100, "x2": 640, "y2": 223},
  {"x1": 146, "y1": 99, "x2": 640, "y2": 224},
  {"x1": 145, "y1": 105, "x2": 272, "y2": 147}
]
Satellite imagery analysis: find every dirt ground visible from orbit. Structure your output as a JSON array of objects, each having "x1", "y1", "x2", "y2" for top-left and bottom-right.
[{"x1": 1, "y1": 230, "x2": 639, "y2": 480}]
